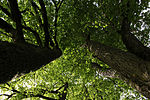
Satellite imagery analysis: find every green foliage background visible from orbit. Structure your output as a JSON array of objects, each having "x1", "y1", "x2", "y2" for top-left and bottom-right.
[{"x1": 0, "y1": 0, "x2": 150, "y2": 99}]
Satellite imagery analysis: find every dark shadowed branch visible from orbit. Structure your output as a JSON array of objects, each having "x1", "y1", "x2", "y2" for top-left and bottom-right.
[
  {"x1": 119, "y1": 1, "x2": 150, "y2": 61},
  {"x1": 0, "y1": 5, "x2": 11, "y2": 18},
  {"x1": 39, "y1": 0, "x2": 51, "y2": 48},
  {"x1": 0, "y1": 82, "x2": 69, "y2": 100},
  {"x1": 8, "y1": 0, "x2": 25, "y2": 43},
  {"x1": 0, "y1": 31, "x2": 12, "y2": 38},
  {"x1": 121, "y1": 15, "x2": 150, "y2": 61},
  {"x1": 0, "y1": 86, "x2": 57, "y2": 100},
  {"x1": 31, "y1": 1, "x2": 43, "y2": 29},
  {"x1": 22, "y1": 26, "x2": 43, "y2": 47},
  {"x1": 0, "y1": 18, "x2": 16, "y2": 34},
  {"x1": 59, "y1": 82, "x2": 68, "y2": 100}
]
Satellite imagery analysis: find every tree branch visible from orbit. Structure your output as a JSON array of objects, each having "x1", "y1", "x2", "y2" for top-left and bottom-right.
[
  {"x1": 0, "y1": 94, "x2": 10, "y2": 97},
  {"x1": 31, "y1": 1, "x2": 43, "y2": 29},
  {"x1": 34, "y1": 94, "x2": 57, "y2": 100},
  {"x1": 58, "y1": 0, "x2": 64, "y2": 11},
  {"x1": 39, "y1": 0, "x2": 51, "y2": 48},
  {"x1": 12, "y1": 89, "x2": 57, "y2": 100},
  {"x1": 1, "y1": 84, "x2": 68, "y2": 100},
  {"x1": 22, "y1": 26, "x2": 43, "y2": 47},
  {"x1": 59, "y1": 82, "x2": 68, "y2": 100},
  {"x1": 0, "y1": 31, "x2": 12, "y2": 38},
  {"x1": 0, "y1": 5, "x2": 11, "y2": 18},
  {"x1": 87, "y1": 40, "x2": 150, "y2": 98},
  {"x1": 121, "y1": 15, "x2": 150, "y2": 61},
  {"x1": 8, "y1": 0, "x2": 25, "y2": 43},
  {"x1": 0, "y1": 18, "x2": 16, "y2": 34},
  {"x1": 52, "y1": 0, "x2": 64, "y2": 48},
  {"x1": 119, "y1": 1, "x2": 150, "y2": 61}
]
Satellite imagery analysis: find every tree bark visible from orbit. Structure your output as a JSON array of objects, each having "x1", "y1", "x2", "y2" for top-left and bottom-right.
[
  {"x1": 120, "y1": 17, "x2": 150, "y2": 61},
  {"x1": 87, "y1": 40, "x2": 150, "y2": 99},
  {"x1": 0, "y1": 0, "x2": 62, "y2": 84},
  {"x1": 0, "y1": 41, "x2": 62, "y2": 84},
  {"x1": 86, "y1": 10, "x2": 150, "y2": 98}
]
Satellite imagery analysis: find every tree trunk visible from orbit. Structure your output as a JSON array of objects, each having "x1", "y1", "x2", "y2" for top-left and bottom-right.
[
  {"x1": 87, "y1": 40, "x2": 150, "y2": 99},
  {"x1": 0, "y1": 41, "x2": 62, "y2": 84}
]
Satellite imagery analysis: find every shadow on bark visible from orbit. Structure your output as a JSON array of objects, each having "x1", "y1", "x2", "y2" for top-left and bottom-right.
[{"x1": 0, "y1": 41, "x2": 62, "y2": 84}]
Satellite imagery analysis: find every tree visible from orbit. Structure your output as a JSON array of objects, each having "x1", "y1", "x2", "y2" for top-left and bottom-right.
[
  {"x1": 0, "y1": 0, "x2": 62, "y2": 84},
  {"x1": 0, "y1": 0, "x2": 150, "y2": 99}
]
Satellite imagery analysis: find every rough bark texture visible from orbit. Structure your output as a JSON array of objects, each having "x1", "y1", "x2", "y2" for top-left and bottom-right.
[
  {"x1": 87, "y1": 40, "x2": 150, "y2": 98},
  {"x1": 0, "y1": 41, "x2": 62, "y2": 84}
]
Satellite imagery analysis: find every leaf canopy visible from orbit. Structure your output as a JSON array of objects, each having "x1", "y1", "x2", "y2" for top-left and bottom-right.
[{"x1": 0, "y1": 0, "x2": 150, "y2": 99}]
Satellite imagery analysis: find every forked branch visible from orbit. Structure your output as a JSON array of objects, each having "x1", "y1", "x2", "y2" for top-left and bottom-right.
[{"x1": 52, "y1": 0, "x2": 64, "y2": 48}]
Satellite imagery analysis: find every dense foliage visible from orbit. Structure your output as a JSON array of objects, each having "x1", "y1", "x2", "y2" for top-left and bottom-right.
[{"x1": 0, "y1": 0, "x2": 149, "y2": 99}]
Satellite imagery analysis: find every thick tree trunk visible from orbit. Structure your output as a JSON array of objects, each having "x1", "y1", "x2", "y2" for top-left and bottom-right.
[
  {"x1": 87, "y1": 40, "x2": 150, "y2": 99},
  {"x1": 0, "y1": 41, "x2": 62, "y2": 84}
]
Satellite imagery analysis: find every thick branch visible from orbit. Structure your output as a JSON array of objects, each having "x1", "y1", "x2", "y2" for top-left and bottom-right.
[
  {"x1": 0, "y1": 41, "x2": 62, "y2": 84},
  {"x1": 8, "y1": 0, "x2": 25, "y2": 43},
  {"x1": 87, "y1": 40, "x2": 150, "y2": 98},
  {"x1": 121, "y1": 17, "x2": 150, "y2": 61},
  {"x1": 120, "y1": 1, "x2": 150, "y2": 61}
]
